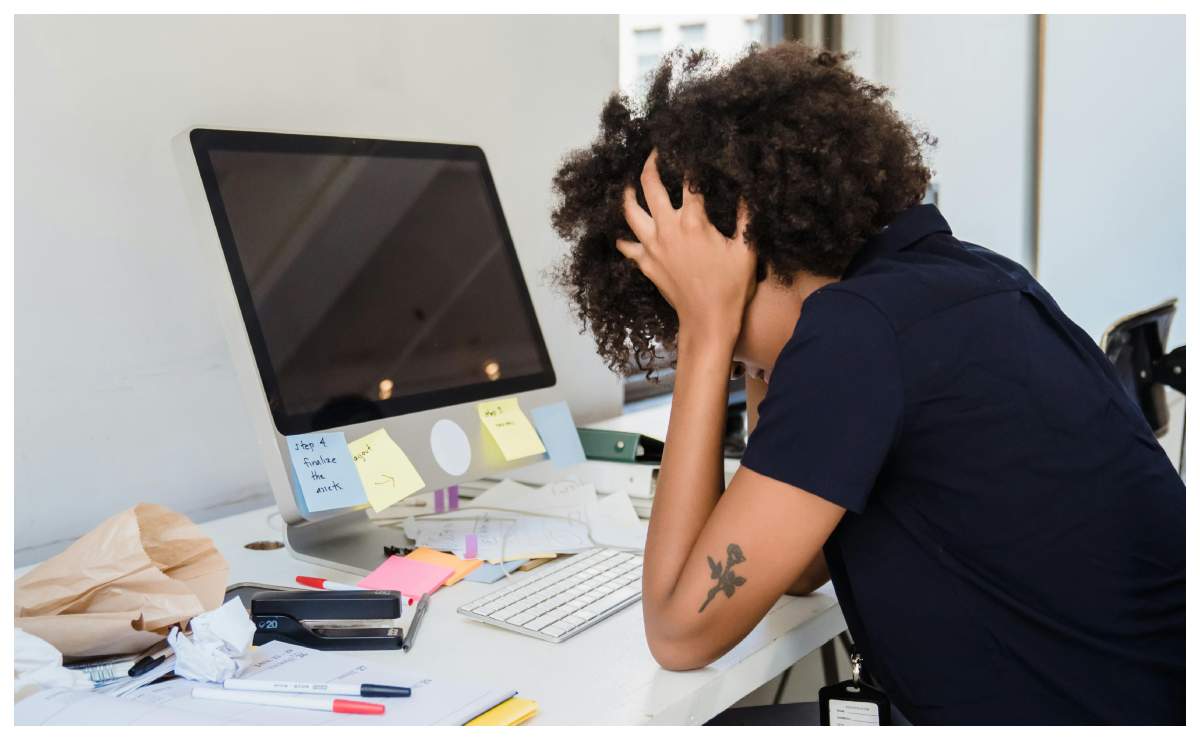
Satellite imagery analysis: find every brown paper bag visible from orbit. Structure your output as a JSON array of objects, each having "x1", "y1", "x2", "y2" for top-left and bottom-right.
[{"x1": 15, "y1": 503, "x2": 229, "y2": 657}]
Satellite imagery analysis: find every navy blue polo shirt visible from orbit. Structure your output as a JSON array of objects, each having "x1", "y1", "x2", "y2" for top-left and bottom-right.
[{"x1": 741, "y1": 205, "x2": 1185, "y2": 725}]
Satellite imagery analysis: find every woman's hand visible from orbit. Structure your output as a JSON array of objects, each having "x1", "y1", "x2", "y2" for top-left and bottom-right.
[{"x1": 617, "y1": 151, "x2": 756, "y2": 349}]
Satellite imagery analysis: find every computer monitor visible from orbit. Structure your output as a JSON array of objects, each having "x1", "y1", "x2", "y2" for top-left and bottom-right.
[{"x1": 175, "y1": 128, "x2": 562, "y2": 572}]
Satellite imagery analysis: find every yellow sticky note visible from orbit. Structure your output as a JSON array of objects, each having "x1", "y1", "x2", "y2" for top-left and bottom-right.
[
  {"x1": 477, "y1": 397, "x2": 546, "y2": 461},
  {"x1": 406, "y1": 547, "x2": 482, "y2": 586},
  {"x1": 349, "y1": 429, "x2": 425, "y2": 512},
  {"x1": 466, "y1": 697, "x2": 539, "y2": 726}
]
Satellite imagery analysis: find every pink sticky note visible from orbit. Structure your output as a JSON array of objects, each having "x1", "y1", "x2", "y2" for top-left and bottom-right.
[{"x1": 357, "y1": 555, "x2": 455, "y2": 598}]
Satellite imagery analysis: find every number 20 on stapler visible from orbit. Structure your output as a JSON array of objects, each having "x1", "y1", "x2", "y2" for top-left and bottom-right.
[{"x1": 250, "y1": 590, "x2": 405, "y2": 651}]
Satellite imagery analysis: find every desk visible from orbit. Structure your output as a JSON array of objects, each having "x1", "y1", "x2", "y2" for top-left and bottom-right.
[
  {"x1": 218, "y1": 400, "x2": 844, "y2": 724},
  {"x1": 212, "y1": 506, "x2": 844, "y2": 724},
  {"x1": 19, "y1": 400, "x2": 846, "y2": 724}
]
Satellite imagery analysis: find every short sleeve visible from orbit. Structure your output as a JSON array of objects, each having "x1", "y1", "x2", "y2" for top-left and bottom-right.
[{"x1": 740, "y1": 288, "x2": 903, "y2": 513}]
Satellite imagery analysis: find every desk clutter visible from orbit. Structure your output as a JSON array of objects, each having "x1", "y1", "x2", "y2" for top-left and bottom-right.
[
  {"x1": 12, "y1": 500, "x2": 545, "y2": 725},
  {"x1": 13, "y1": 400, "x2": 651, "y2": 725},
  {"x1": 17, "y1": 641, "x2": 522, "y2": 725}
]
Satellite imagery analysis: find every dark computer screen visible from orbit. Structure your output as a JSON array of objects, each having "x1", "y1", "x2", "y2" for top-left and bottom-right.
[{"x1": 190, "y1": 130, "x2": 555, "y2": 435}]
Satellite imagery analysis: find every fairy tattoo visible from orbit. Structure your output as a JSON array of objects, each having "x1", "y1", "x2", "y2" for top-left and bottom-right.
[{"x1": 699, "y1": 543, "x2": 747, "y2": 613}]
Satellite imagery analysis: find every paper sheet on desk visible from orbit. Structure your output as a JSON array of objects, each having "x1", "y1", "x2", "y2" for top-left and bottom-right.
[
  {"x1": 404, "y1": 479, "x2": 646, "y2": 558},
  {"x1": 16, "y1": 641, "x2": 515, "y2": 726},
  {"x1": 404, "y1": 512, "x2": 584, "y2": 563},
  {"x1": 586, "y1": 489, "x2": 647, "y2": 550}
]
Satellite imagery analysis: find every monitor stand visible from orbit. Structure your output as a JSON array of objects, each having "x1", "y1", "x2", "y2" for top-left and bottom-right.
[{"x1": 285, "y1": 511, "x2": 413, "y2": 576}]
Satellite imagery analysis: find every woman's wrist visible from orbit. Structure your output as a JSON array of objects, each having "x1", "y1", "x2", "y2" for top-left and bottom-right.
[{"x1": 676, "y1": 323, "x2": 738, "y2": 366}]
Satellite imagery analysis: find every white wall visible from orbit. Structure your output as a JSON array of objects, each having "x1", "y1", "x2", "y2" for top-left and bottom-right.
[
  {"x1": 1037, "y1": 15, "x2": 1185, "y2": 347},
  {"x1": 843, "y1": 15, "x2": 1038, "y2": 267},
  {"x1": 15, "y1": 15, "x2": 622, "y2": 562}
]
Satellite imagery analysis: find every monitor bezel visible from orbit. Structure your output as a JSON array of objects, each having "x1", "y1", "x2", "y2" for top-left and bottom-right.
[{"x1": 189, "y1": 128, "x2": 557, "y2": 436}]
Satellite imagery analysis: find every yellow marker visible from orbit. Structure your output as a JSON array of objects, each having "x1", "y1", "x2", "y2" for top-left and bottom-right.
[
  {"x1": 477, "y1": 397, "x2": 546, "y2": 461},
  {"x1": 349, "y1": 429, "x2": 426, "y2": 512}
]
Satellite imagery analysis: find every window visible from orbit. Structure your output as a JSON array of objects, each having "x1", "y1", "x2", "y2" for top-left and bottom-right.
[
  {"x1": 621, "y1": 15, "x2": 779, "y2": 94},
  {"x1": 633, "y1": 27, "x2": 663, "y2": 85},
  {"x1": 745, "y1": 15, "x2": 767, "y2": 44},
  {"x1": 679, "y1": 22, "x2": 706, "y2": 48}
]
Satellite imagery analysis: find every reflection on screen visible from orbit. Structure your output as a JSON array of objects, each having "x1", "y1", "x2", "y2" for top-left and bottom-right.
[{"x1": 207, "y1": 148, "x2": 549, "y2": 423}]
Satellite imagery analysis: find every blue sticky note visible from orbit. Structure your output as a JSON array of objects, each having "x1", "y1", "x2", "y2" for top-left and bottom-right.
[
  {"x1": 463, "y1": 559, "x2": 528, "y2": 584},
  {"x1": 291, "y1": 471, "x2": 310, "y2": 517},
  {"x1": 530, "y1": 401, "x2": 587, "y2": 468},
  {"x1": 286, "y1": 432, "x2": 368, "y2": 512}
]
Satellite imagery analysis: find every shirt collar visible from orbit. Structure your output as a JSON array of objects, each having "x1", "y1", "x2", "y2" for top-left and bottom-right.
[{"x1": 842, "y1": 204, "x2": 952, "y2": 278}]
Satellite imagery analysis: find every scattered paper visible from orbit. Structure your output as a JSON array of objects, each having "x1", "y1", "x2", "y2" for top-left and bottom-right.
[
  {"x1": 586, "y1": 490, "x2": 648, "y2": 551},
  {"x1": 405, "y1": 513, "x2": 583, "y2": 563},
  {"x1": 530, "y1": 401, "x2": 587, "y2": 468},
  {"x1": 467, "y1": 478, "x2": 593, "y2": 520},
  {"x1": 357, "y1": 555, "x2": 454, "y2": 598},
  {"x1": 17, "y1": 641, "x2": 515, "y2": 726},
  {"x1": 462, "y1": 559, "x2": 528, "y2": 583},
  {"x1": 167, "y1": 598, "x2": 255, "y2": 683},
  {"x1": 404, "y1": 547, "x2": 481, "y2": 586},
  {"x1": 14, "y1": 629, "x2": 94, "y2": 693},
  {"x1": 287, "y1": 432, "x2": 368, "y2": 512},
  {"x1": 477, "y1": 397, "x2": 546, "y2": 461},
  {"x1": 402, "y1": 480, "x2": 603, "y2": 562},
  {"x1": 349, "y1": 429, "x2": 426, "y2": 512}
]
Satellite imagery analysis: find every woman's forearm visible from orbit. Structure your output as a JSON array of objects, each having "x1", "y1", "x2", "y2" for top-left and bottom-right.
[{"x1": 642, "y1": 330, "x2": 735, "y2": 612}]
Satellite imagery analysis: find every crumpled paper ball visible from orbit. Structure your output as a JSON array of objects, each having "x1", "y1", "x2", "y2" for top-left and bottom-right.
[{"x1": 167, "y1": 598, "x2": 256, "y2": 682}]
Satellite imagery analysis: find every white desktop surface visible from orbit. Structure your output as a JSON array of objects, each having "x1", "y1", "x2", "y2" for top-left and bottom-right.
[
  {"x1": 17, "y1": 400, "x2": 846, "y2": 725},
  {"x1": 214, "y1": 507, "x2": 843, "y2": 724}
]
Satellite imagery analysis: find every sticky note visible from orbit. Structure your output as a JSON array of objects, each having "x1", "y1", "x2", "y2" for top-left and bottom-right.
[
  {"x1": 405, "y1": 547, "x2": 482, "y2": 586},
  {"x1": 357, "y1": 555, "x2": 454, "y2": 598},
  {"x1": 463, "y1": 559, "x2": 528, "y2": 584},
  {"x1": 286, "y1": 432, "x2": 367, "y2": 513},
  {"x1": 478, "y1": 397, "x2": 546, "y2": 461},
  {"x1": 349, "y1": 429, "x2": 426, "y2": 512},
  {"x1": 530, "y1": 401, "x2": 587, "y2": 468},
  {"x1": 433, "y1": 486, "x2": 460, "y2": 513}
]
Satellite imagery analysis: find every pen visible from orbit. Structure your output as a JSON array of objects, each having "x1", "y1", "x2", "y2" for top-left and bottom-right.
[
  {"x1": 223, "y1": 678, "x2": 411, "y2": 698},
  {"x1": 192, "y1": 687, "x2": 385, "y2": 715},
  {"x1": 403, "y1": 593, "x2": 430, "y2": 652},
  {"x1": 296, "y1": 576, "x2": 366, "y2": 591},
  {"x1": 128, "y1": 654, "x2": 166, "y2": 677}
]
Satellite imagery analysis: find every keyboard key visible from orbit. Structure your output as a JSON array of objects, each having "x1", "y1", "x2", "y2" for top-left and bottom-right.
[
  {"x1": 525, "y1": 614, "x2": 558, "y2": 631},
  {"x1": 541, "y1": 622, "x2": 569, "y2": 637},
  {"x1": 491, "y1": 605, "x2": 521, "y2": 621},
  {"x1": 590, "y1": 585, "x2": 641, "y2": 614}
]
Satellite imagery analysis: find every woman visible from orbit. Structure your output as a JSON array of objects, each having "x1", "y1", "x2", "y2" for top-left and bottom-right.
[{"x1": 550, "y1": 44, "x2": 1184, "y2": 724}]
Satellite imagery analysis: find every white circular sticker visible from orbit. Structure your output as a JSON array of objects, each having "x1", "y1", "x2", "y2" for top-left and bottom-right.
[{"x1": 430, "y1": 419, "x2": 471, "y2": 476}]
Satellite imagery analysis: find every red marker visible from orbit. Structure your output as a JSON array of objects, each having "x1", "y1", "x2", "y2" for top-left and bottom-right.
[
  {"x1": 192, "y1": 687, "x2": 385, "y2": 714},
  {"x1": 296, "y1": 576, "x2": 366, "y2": 591}
]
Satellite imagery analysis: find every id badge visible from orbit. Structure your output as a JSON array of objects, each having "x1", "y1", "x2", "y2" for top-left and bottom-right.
[{"x1": 818, "y1": 652, "x2": 892, "y2": 726}]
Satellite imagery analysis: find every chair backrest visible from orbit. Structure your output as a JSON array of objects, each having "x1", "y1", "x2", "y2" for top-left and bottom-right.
[{"x1": 1100, "y1": 299, "x2": 1177, "y2": 437}]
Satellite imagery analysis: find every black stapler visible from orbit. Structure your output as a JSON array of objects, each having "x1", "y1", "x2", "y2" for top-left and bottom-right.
[{"x1": 251, "y1": 590, "x2": 404, "y2": 651}]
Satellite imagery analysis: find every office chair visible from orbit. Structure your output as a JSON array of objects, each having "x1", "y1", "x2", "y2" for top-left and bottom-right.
[{"x1": 1100, "y1": 299, "x2": 1185, "y2": 472}]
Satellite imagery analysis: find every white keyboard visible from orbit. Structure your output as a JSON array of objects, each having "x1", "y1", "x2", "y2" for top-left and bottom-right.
[{"x1": 458, "y1": 548, "x2": 643, "y2": 643}]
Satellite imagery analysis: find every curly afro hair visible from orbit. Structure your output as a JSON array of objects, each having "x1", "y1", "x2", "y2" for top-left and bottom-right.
[{"x1": 550, "y1": 42, "x2": 933, "y2": 378}]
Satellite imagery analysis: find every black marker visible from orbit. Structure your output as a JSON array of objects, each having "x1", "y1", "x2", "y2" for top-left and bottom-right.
[{"x1": 403, "y1": 593, "x2": 430, "y2": 652}]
